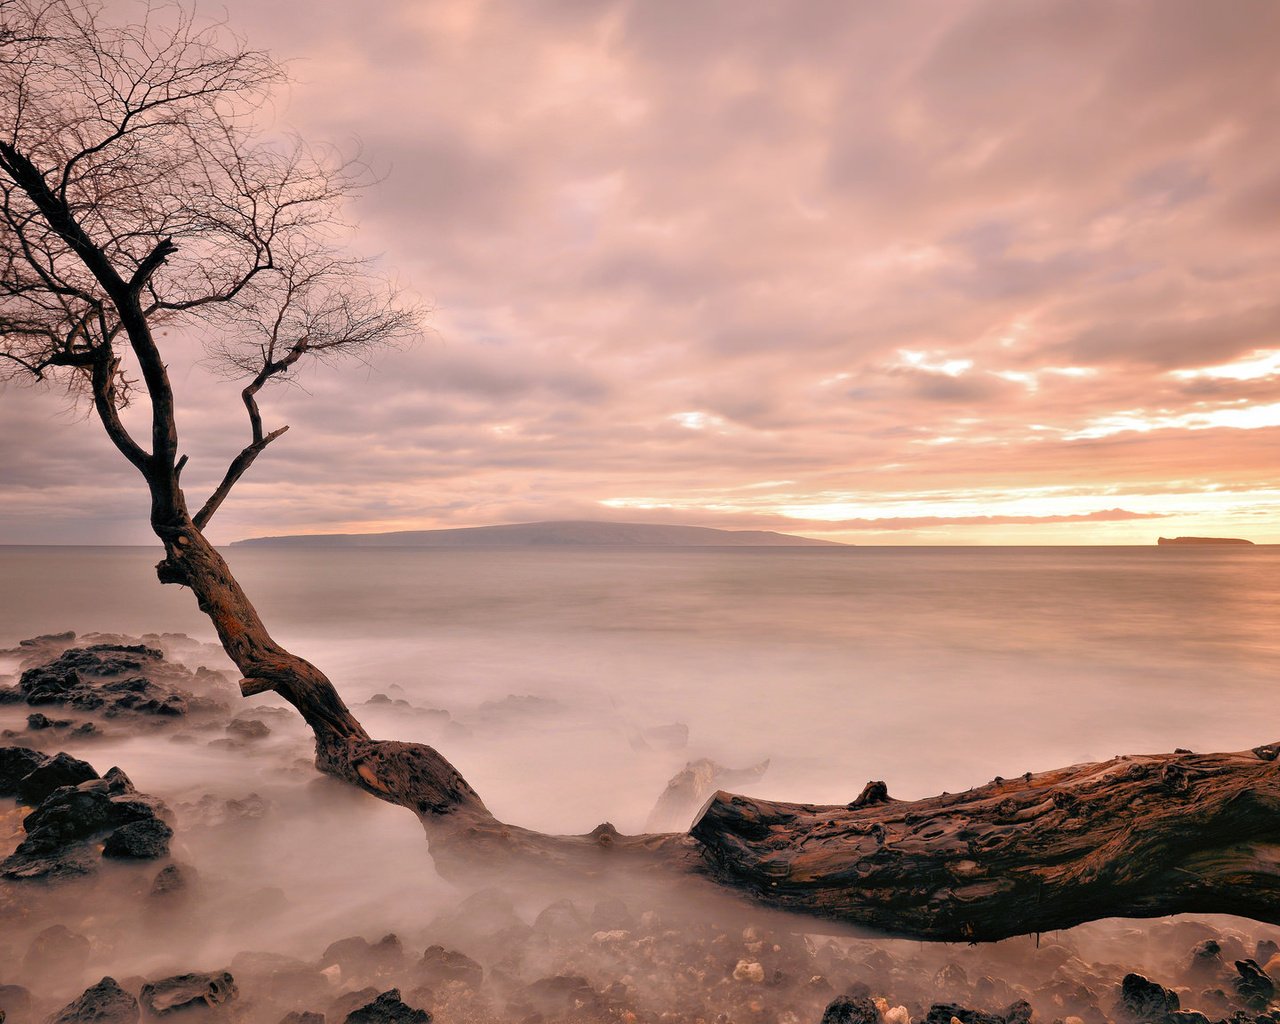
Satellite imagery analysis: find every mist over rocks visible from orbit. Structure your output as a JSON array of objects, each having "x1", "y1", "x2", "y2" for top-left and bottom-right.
[
  {"x1": 3, "y1": 632, "x2": 1280, "y2": 1024},
  {"x1": 0, "y1": 748, "x2": 173, "y2": 880}
]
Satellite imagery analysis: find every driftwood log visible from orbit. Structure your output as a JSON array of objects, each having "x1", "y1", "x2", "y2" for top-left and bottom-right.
[{"x1": 339, "y1": 731, "x2": 1280, "y2": 942}]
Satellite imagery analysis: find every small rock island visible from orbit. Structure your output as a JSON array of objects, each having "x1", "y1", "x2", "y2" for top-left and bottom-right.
[{"x1": 1157, "y1": 536, "x2": 1255, "y2": 546}]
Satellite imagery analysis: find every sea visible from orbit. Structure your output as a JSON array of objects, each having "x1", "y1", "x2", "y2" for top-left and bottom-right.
[
  {"x1": 2, "y1": 543, "x2": 1276, "y2": 832},
  {"x1": 2, "y1": 541, "x2": 1279, "y2": 967}
]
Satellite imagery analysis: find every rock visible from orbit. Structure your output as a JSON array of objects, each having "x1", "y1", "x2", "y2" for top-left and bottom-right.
[
  {"x1": 645, "y1": 756, "x2": 772, "y2": 830},
  {"x1": 0, "y1": 746, "x2": 49, "y2": 795},
  {"x1": 230, "y1": 952, "x2": 328, "y2": 1005},
  {"x1": 0, "y1": 985, "x2": 32, "y2": 1021},
  {"x1": 733, "y1": 960, "x2": 766, "y2": 983},
  {"x1": 150, "y1": 863, "x2": 194, "y2": 898},
  {"x1": 1116, "y1": 974, "x2": 1179, "y2": 1023},
  {"x1": 821, "y1": 994, "x2": 882, "y2": 1024},
  {"x1": 139, "y1": 971, "x2": 238, "y2": 1015},
  {"x1": 10, "y1": 771, "x2": 170, "y2": 869},
  {"x1": 533, "y1": 898, "x2": 586, "y2": 940},
  {"x1": 0, "y1": 843, "x2": 97, "y2": 880},
  {"x1": 1004, "y1": 1001, "x2": 1034, "y2": 1024},
  {"x1": 27, "y1": 711, "x2": 71, "y2": 729},
  {"x1": 425, "y1": 888, "x2": 524, "y2": 943},
  {"x1": 47, "y1": 977, "x2": 140, "y2": 1024},
  {"x1": 330, "y1": 989, "x2": 380, "y2": 1020},
  {"x1": 279, "y1": 1014, "x2": 326, "y2": 1024},
  {"x1": 16, "y1": 750, "x2": 98, "y2": 803},
  {"x1": 1188, "y1": 939, "x2": 1224, "y2": 979},
  {"x1": 1258, "y1": 940, "x2": 1280, "y2": 965},
  {"x1": 320, "y1": 935, "x2": 404, "y2": 977},
  {"x1": 935, "y1": 962, "x2": 969, "y2": 989},
  {"x1": 102, "y1": 817, "x2": 173, "y2": 858},
  {"x1": 342, "y1": 989, "x2": 430, "y2": 1024},
  {"x1": 418, "y1": 946, "x2": 482, "y2": 989},
  {"x1": 21, "y1": 781, "x2": 116, "y2": 846},
  {"x1": 226, "y1": 717, "x2": 271, "y2": 741},
  {"x1": 24, "y1": 924, "x2": 91, "y2": 981},
  {"x1": 16, "y1": 644, "x2": 207, "y2": 718},
  {"x1": 1234, "y1": 959, "x2": 1274, "y2": 1009},
  {"x1": 516, "y1": 976, "x2": 598, "y2": 1016},
  {"x1": 925, "y1": 1005, "x2": 1003, "y2": 1024}
]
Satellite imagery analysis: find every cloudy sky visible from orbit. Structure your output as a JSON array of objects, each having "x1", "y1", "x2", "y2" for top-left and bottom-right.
[{"x1": 5, "y1": 0, "x2": 1280, "y2": 544}]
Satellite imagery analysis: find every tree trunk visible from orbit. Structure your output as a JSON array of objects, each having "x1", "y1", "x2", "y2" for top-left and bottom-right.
[{"x1": 156, "y1": 527, "x2": 1280, "y2": 942}]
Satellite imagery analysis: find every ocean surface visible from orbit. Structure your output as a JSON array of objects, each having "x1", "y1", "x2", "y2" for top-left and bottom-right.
[{"x1": 3, "y1": 543, "x2": 1277, "y2": 835}]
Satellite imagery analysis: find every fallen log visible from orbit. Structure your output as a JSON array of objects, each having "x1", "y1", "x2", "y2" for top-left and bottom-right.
[{"x1": 337, "y1": 734, "x2": 1280, "y2": 942}]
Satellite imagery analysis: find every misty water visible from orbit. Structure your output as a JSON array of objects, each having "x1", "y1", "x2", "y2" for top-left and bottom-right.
[{"x1": 3, "y1": 543, "x2": 1279, "y2": 1018}]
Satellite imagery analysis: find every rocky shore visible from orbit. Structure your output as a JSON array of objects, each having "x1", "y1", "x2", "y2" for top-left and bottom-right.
[{"x1": 2, "y1": 632, "x2": 1279, "y2": 1024}]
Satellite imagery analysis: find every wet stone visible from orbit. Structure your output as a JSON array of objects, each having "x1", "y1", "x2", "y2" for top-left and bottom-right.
[
  {"x1": 1117, "y1": 974, "x2": 1180, "y2": 1023},
  {"x1": 0, "y1": 746, "x2": 49, "y2": 795},
  {"x1": 16, "y1": 751, "x2": 98, "y2": 804},
  {"x1": 47, "y1": 977, "x2": 140, "y2": 1024},
  {"x1": 821, "y1": 993, "x2": 882, "y2": 1024},
  {"x1": 102, "y1": 817, "x2": 173, "y2": 859},
  {"x1": 342, "y1": 989, "x2": 430, "y2": 1024}
]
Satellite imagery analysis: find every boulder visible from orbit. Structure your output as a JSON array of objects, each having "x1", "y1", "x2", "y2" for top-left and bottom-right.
[
  {"x1": 320, "y1": 935, "x2": 404, "y2": 977},
  {"x1": 27, "y1": 712, "x2": 72, "y2": 730},
  {"x1": 0, "y1": 745, "x2": 49, "y2": 795},
  {"x1": 16, "y1": 751, "x2": 98, "y2": 803},
  {"x1": 0, "y1": 843, "x2": 97, "y2": 880},
  {"x1": 24, "y1": 924, "x2": 91, "y2": 981},
  {"x1": 925, "y1": 1004, "x2": 1003, "y2": 1024},
  {"x1": 822, "y1": 995, "x2": 882, "y2": 1024},
  {"x1": 102, "y1": 818, "x2": 173, "y2": 859},
  {"x1": 1116, "y1": 974, "x2": 1180, "y2": 1023},
  {"x1": 150, "y1": 863, "x2": 194, "y2": 898},
  {"x1": 532, "y1": 898, "x2": 586, "y2": 940},
  {"x1": 139, "y1": 971, "x2": 237, "y2": 1015},
  {"x1": 329, "y1": 989, "x2": 380, "y2": 1020},
  {"x1": 342, "y1": 989, "x2": 430, "y2": 1024},
  {"x1": 47, "y1": 977, "x2": 140, "y2": 1024},
  {"x1": 16, "y1": 644, "x2": 207, "y2": 718},
  {"x1": 417, "y1": 946, "x2": 482, "y2": 989},
  {"x1": 226, "y1": 717, "x2": 271, "y2": 741},
  {"x1": 645, "y1": 756, "x2": 771, "y2": 831},
  {"x1": 1234, "y1": 959, "x2": 1275, "y2": 1009},
  {"x1": 516, "y1": 975, "x2": 598, "y2": 1017}
]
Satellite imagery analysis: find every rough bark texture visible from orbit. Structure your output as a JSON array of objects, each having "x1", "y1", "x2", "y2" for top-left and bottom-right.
[{"x1": 691, "y1": 746, "x2": 1280, "y2": 940}]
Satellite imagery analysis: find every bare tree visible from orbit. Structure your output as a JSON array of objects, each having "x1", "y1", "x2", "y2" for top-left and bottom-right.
[{"x1": 4, "y1": 0, "x2": 1280, "y2": 942}]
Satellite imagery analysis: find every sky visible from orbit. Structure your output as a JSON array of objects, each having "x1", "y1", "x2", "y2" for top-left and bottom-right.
[{"x1": 4, "y1": 0, "x2": 1280, "y2": 545}]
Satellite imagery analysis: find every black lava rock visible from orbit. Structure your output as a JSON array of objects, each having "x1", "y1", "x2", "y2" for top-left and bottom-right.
[
  {"x1": 822, "y1": 994, "x2": 882, "y2": 1024},
  {"x1": 0, "y1": 746, "x2": 49, "y2": 795},
  {"x1": 16, "y1": 751, "x2": 98, "y2": 804},
  {"x1": 103, "y1": 818, "x2": 173, "y2": 859},
  {"x1": 47, "y1": 977, "x2": 140, "y2": 1024},
  {"x1": 1118, "y1": 974, "x2": 1180, "y2": 1023},
  {"x1": 1234, "y1": 959, "x2": 1275, "y2": 1010},
  {"x1": 343, "y1": 989, "x2": 430, "y2": 1024}
]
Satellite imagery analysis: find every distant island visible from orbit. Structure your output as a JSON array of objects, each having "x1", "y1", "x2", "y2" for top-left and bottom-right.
[
  {"x1": 1157, "y1": 536, "x2": 1255, "y2": 546},
  {"x1": 232, "y1": 520, "x2": 844, "y2": 548}
]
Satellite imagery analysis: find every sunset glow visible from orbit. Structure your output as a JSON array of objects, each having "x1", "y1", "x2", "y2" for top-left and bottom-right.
[{"x1": 4, "y1": 1, "x2": 1280, "y2": 545}]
